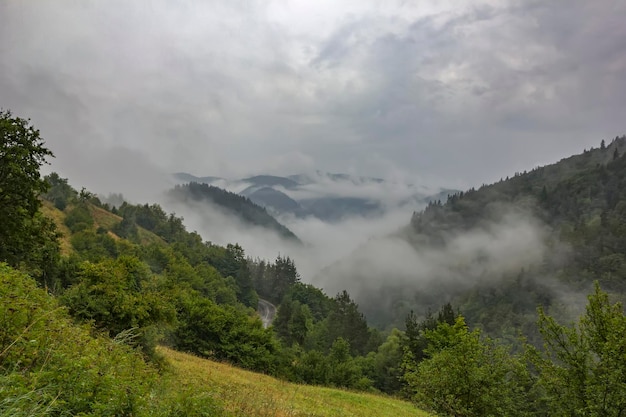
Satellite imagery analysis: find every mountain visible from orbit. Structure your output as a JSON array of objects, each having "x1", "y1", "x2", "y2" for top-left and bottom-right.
[
  {"x1": 241, "y1": 175, "x2": 299, "y2": 189},
  {"x1": 299, "y1": 196, "x2": 383, "y2": 221},
  {"x1": 318, "y1": 135, "x2": 626, "y2": 341},
  {"x1": 173, "y1": 172, "x2": 222, "y2": 184},
  {"x1": 241, "y1": 186, "x2": 307, "y2": 218},
  {"x1": 173, "y1": 171, "x2": 455, "y2": 222},
  {"x1": 169, "y1": 182, "x2": 300, "y2": 242}
]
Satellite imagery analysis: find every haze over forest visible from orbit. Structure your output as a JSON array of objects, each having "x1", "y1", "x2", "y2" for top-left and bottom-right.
[{"x1": 2, "y1": 1, "x2": 626, "y2": 305}]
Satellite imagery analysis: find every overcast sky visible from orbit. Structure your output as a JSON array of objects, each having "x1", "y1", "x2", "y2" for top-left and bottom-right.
[{"x1": 1, "y1": 0, "x2": 625, "y2": 192}]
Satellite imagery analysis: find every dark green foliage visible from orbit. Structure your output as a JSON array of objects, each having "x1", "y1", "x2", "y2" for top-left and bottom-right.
[
  {"x1": 116, "y1": 202, "x2": 187, "y2": 243},
  {"x1": 112, "y1": 216, "x2": 139, "y2": 239},
  {"x1": 326, "y1": 290, "x2": 372, "y2": 356},
  {"x1": 62, "y1": 256, "x2": 175, "y2": 357},
  {"x1": 274, "y1": 298, "x2": 313, "y2": 346},
  {"x1": 327, "y1": 337, "x2": 368, "y2": 388},
  {"x1": 287, "y1": 282, "x2": 332, "y2": 320},
  {"x1": 252, "y1": 255, "x2": 301, "y2": 303},
  {"x1": 64, "y1": 202, "x2": 95, "y2": 233},
  {"x1": 364, "y1": 329, "x2": 405, "y2": 393},
  {"x1": 528, "y1": 282, "x2": 626, "y2": 416},
  {"x1": 71, "y1": 230, "x2": 118, "y2": 261},
  {"x1": 404, "y1": 316, "x2": 534, "y2": 417},
  {"x1": 43, "y1": 172, "x2": 78, "y2": 210},
  {"x1": 0, "y1": 263, "x2": 163, "y2": 416},
  {"x1": 170, "y1": 182, "x2": 300, "y2": 241},
  {"x1": 219, "y1": 244, "x2": 258, "y2": 308},
  {"x1": 404, "y1": 303, "x2": 457, "y2": 364},
  {"x1": 174, "y1": 293, "x2": 279, "y2": 372},
  {"x1": 0, "y1": 110, "x2": 56, "y2": 270}
]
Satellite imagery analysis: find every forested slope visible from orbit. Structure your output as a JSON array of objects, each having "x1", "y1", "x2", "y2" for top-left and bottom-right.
[
  {"x1": 168, "y1": 182, "x2": 300, "y2": 242},
  {"x1": 407, "y1": 136, "x2": 626, "y2": 337}
]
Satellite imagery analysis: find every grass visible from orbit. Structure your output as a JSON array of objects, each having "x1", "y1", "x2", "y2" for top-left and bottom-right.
[
  {"x1": 159, "y1": 347, "x2": 428, "y2": 417},
  {"x1": 88, "y1": 203, "x2": 122, "y2": 229},
  {"x1": 40, "y1": 200, "x2": 73, "y2": 255},
  {"x1": 42, "y1": 200, "x2": 165, "y2": 248}
]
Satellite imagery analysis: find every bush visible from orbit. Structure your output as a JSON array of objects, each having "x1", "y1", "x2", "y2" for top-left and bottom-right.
[{"x1": 0, "y1": 263, "x2": 161, "y2": 416}]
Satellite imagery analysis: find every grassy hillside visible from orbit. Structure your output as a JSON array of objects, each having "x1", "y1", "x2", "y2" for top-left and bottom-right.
[{"x1": 160, "y1": 347, "x2": 426, "y2": 417}]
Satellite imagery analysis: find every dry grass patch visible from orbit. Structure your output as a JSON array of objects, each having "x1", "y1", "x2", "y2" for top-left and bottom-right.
[
  {"x1": 41, "y1": 200, "x2": 73, "y2": 255},
  {"x1": 159, "y1": 347, "x2": 428, "y2": 417},
  {"x1": 88, "y1": 204, "x2": 122, "y2": 229}
]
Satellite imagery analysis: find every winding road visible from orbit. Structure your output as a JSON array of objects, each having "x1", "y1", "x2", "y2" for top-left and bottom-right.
[{"x1": 257, "y1": 298, "x2": 277, "y2": 329}]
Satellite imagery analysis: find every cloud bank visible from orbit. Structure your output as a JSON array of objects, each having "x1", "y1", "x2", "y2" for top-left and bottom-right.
[{"x1": 1, "y1": 0, "x2": 625, "y2": 190}]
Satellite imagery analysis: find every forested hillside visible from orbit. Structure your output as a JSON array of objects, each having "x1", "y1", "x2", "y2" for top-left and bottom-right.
[
  {"x1": 403, "y1": 136, "x2": 626, "y2": 339},
  {"x1": 322, "y1": 136, "x2": 626, "y2": 343},
  {"x1": 169, "y1": 182, "x2": 300, "y2": 241},
  {"x1": 2, "y1": 110, "x2": 626, "y2": 416}
]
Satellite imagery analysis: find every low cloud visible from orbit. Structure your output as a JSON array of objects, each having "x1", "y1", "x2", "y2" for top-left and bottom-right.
[{"x1": 316, "y1": 210, "x2": 547, "y2": 295}]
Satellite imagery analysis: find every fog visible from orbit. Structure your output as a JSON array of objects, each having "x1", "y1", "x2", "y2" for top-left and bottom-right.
[
  {"x1": 160, "y1": 184, "x2": 420, "y2": 282},
  {"x1": 314, "y1": 210, "x2": 548, "y2": 298}
]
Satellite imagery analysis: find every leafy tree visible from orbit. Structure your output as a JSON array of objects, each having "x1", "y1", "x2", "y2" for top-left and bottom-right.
[
  {"x1": 274, "y1": 298, "x2": 313, "y2": 346},
  {"x1": 0, "y1": 110, "x2": 56, "y2": 268},
  {"x1": 529, "y1": 282, "x2": 626, "y2": 416},
  {"x1": 62, "y1": 256, "x2": 175, "y2": 357},
  {"x1": 404, "y1": 302, "x2": 457, "y2": 364},
  {"x1": 365, "y1": 328, "x2": 405, "y2": 393},
  {"x1": 327, "y1": 337, "x2": 367, "y2": 388},
  {"x1": 404, "y1": 316, "x2": 533, "y2": 417},
  {"x1": 295, "y1": 349, "x2": 330, "y2": 385},
  {"x1": 224, "y1": 244, "x2": 257, "y2": 308},
  {"x1": 70, "y1": 230, "x2": 118, "y2": 261},
  {"x1": 43, "y1": 172, "x2": 78, "y2": 210},
  {"x1": 287, "y1": 282, "x2": 332, "y2": 321},
  {"x1": 64, "y1": 202, "x2": 95, "y2": 233},
  {"x1": 174, "y1": 293, "x2": 278, "y2": 372}
]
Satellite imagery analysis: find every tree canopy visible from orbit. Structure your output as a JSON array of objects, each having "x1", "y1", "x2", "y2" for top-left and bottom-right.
[{"x1": 0, "y1": 110, "x2": 56, "y2": 270}]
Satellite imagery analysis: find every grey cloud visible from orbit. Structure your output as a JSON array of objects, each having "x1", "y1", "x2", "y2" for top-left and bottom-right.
[
  {"x1": 1, "y1": 0, "x2": 625, "y2": 191},
  {"x1": 314, "y1": 209, "x2": 550, "y2": 307}
]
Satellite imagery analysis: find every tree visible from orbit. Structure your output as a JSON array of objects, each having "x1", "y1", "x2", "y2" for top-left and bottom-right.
[
  {"x1": 404, "y1": 302, "x2": 457, "y2": 364},
  {"x1": 326, "y1": 290, "x2": 370, "y2": 356},
  {"x1": 529, "y1": 282, "x2": 626, "y2": 416},
  {"x1": 0, "y1": 110, "x2": 55, "y2": 267},
  {"x1": 366, "y1": 328, "x2": 405, "y2": 393},
  {"x1": 404, "y1": 316, "x2": 533, "y2": 417}
]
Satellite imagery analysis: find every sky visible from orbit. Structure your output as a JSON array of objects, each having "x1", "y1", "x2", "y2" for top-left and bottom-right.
[{"x1": 1, "y1": 0, "x2": 626, "y2": 194}]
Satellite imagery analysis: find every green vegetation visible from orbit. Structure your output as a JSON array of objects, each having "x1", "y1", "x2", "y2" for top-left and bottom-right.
[
  {"x1": 2, "y1": 110, "x2": 626, "y2": 415},
  {"x1": 160, "y1": 347, "x2": 425, "y2": 417},
  {"x1": 0, "y1": 110, "x2": 58, "y2": 276}
]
